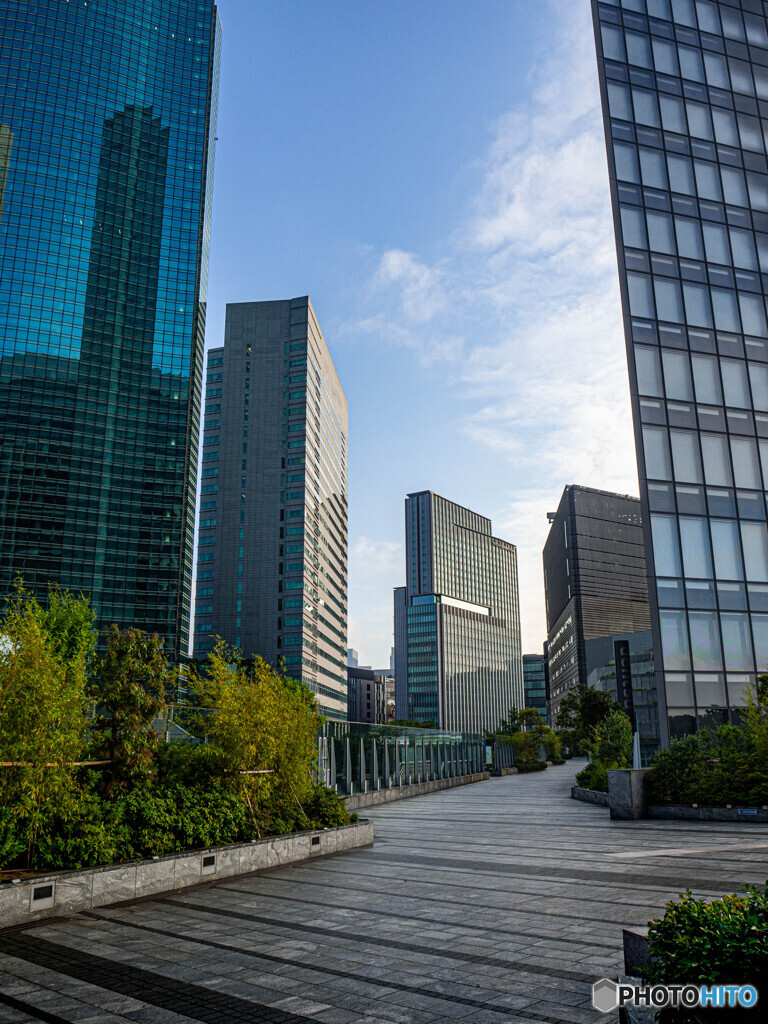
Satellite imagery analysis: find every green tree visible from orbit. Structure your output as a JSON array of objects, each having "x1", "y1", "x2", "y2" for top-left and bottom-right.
[
  {"x1": 0, "y1": 585, "x2": 91, "y2": 865},
  {"x1": 488, "y1": 707, "x2": 522, "y2": 738},
  {"x1": 90, "y1": 625, "x2": 173, "y2": 789},
  {"x1": 188, "y1": 641, "x2": 325, "y2": 834},
  {"x1": 556, "y1": 685, "x2": 618, "y2": 754}
]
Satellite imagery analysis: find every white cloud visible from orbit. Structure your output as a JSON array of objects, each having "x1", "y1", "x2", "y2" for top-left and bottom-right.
[{"x1": 347, "y1": 0, "x2": 640, "y2": 656}]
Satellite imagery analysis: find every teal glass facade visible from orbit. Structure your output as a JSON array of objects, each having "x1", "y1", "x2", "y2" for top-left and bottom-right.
[
  {"x1": 522, "y1": 653, "x2": 548, "y2": 718},
  {"x1": 593, "y1": 0, "x2": 768, "y2": 740},
  {"x1": 0, "y1": 1, "x2": 220, "y2": 658}
]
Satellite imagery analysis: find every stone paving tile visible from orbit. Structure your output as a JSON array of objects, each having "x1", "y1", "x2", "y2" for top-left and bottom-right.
[{"x1": 3, "y1": 764, "x2": 768, "y2": 1024}]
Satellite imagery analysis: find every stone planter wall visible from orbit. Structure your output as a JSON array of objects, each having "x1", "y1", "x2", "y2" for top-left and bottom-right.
[
  {"x1": 344, "y1": 772, "x2": 488, "y2": 810},
  {"x1": 571, "y1": 785, "x2": 609, "y2": 807},
  {"x1": 648, "y1": 803, "x2": 768, "y2": 823},
  {"x1": 0, "y1": 819, "x2": 373, "y2": 930}
]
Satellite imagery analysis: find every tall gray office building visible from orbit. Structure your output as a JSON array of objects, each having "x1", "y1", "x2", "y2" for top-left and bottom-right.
[
  {"x1": 195, "y1": 297, "x2": 348, "y2": 719},
  {"x1": 593, "y1": 0, "x2": 768, "y2": 742},
  {"x1": 394, "y1": 491, "x2": 523, "y2": 734},
  {"x1": 543, "y1": 486, "x2": 651, "y2": 720}
]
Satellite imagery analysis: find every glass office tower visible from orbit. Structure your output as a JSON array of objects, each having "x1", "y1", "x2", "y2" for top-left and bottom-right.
[
  {"x1": 592, "y1": 0, "x2": 768, "y2": 741},
  {"x1": 0, "y1": 2, "x2": 220, "y2": 659},
  {"x1": 394, "y1": 491, "x2": 523, "y2": 734}
]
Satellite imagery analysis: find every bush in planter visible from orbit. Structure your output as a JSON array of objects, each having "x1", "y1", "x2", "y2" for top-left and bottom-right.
[
  {"x1": 575, "y1": 761, "x2": 608, "y2": 792},
  {"x1": 646, "y1": 724, "x2": 768, "y2": 807},
  {"x1": 574, "y1": 709, "x2": 633, "y2": 793},
  {"x1": 643, "y1": 883, "x2": 768, "y2": 1023}
]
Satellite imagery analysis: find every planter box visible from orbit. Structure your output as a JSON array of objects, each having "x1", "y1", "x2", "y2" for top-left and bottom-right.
[
  {"x1": 648, "y1": 803, "x2": 768, "y2": 823},
  {"x1": 571, "y1": 785, "x2": 609, "y2": 807},
  {"x1": 0, "y1": 819, "x2": 373, "y2": 930},
  {"x1": 344, "y1": 771, "x2": 489, "y2": 810}
]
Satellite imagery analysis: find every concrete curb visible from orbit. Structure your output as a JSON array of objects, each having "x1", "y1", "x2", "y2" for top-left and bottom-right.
[
  {"x1": 344, "y1": 772, "x2": 489, "y2": 810},
  {"x1": 571, "y1": 785, "x2": 609, "y2": 807},
  {"x1": 0, "y1": 819, "x2": 373, "y2": 929}
]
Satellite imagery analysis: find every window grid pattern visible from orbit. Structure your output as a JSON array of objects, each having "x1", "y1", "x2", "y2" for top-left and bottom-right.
[
  {"x1": 0, "y1": 1, "x2": 220, "y2": 658},
  {"x1": 594, "y1": 0, "x2": 768, "y2": 737}
]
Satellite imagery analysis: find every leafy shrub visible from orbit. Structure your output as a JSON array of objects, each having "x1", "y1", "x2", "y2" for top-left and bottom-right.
[
  {"x1": 644, "y1": 883, "x2": 768, "y2": 1023},
  {"x1": 575, "y1": 761, "x2": 609, "y2": 792},
  {"x1": 646, "y1": 725, "x2": 768, "y2": 807},
  {"x1": 556, "y1": 686, "x2": 619, "y2": 755},
  {"x1": 304, "y1": 786, "x2": 352, "y2": 828},
  {"x1": 516, "y1": 760, "x2": 547, "y2": 774},
  {"x1": 0, "y1": 593, "x2": 359, "y2": 873}
]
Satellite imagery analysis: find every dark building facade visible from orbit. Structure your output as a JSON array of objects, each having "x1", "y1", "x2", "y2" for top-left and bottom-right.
[
  {"x1": 347, "y1": 666, "x2": 387, "y2": 724},
  {"x1": 543, "y1": 486, "x2": 651, "y2": 721},
  {"x1": 592, "y1": 0, "x2": 768, "y2": 741},
  {"x1": 196, "y1": 298, "x2": 348, "y2": 720},
  {"x1": 0, "y1": 1, "x2": 220, "y2": 659},
  {"x1": 394, "y1": 491, "x2": 523, "y2": 734},
  {"x1": 586, "y1": 629, "x2": 660, "y2": 760},
  {"x1": 523, "y1": 652, "x2": 549, "y2": 719}
]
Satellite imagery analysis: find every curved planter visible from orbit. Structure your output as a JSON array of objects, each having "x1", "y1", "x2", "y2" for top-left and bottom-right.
[{"x1": 0, "y1": 819, "x2": 373, "y2": 930}]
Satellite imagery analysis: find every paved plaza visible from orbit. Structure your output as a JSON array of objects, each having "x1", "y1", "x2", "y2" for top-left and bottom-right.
[{"x1": 2, "y1": 764, "x2": 768, "y2": 1024}]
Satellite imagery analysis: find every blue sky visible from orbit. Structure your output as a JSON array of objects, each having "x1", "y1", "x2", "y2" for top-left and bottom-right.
[{"x1": 205, "y1": 0, "x2": 639, "y2": 667}]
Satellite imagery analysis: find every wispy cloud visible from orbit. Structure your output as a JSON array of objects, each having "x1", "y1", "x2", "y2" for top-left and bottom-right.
[{"x1": 346, "y1": 0, "x2": 639, "y2": 655}]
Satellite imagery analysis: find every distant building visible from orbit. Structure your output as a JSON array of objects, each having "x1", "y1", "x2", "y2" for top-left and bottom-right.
[
  {"x1": 347, "y1": 666, "x2": 387, "y2": 724},
  {"x1": 347, "y1": 648, "x2": 359, "y2": 668},
  {"x1": 523, "y1": 653, "x2": 548, "y2": 720},
  {"x1": 195, "y1": 297, "x2": 348, "y2": 720},
  {"x1": 543, "y1": 485, "x2": 651, "y2": 723},
  {"x1": 394, "y1": 490, "x2": 524, "y2": 733}
]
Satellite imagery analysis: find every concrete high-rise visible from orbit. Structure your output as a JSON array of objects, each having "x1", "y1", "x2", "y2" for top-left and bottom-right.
[
  {"x1": 394, "y1": 491, "x2": 523, "y2": 734},
  {"x1": 543, "y1": 486, "x2": 651, "y2": 720},
  {"x1": 0, "y1": 1, "x2": 220, "y2": 659},
  {"x1": 195, "y1": 297, "x2": 348, "y2": 720},
  {"x1": 592, "y1": 0, "x2": 768, "y2": 741}
]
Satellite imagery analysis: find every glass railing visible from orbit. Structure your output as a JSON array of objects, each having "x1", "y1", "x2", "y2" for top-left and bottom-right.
[{"x1": 318, "y1": 721, "x2": 484, "y2": 795}]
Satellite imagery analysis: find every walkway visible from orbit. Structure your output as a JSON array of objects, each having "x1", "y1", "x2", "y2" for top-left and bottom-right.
[{"x1": 2, "y1": 764, "x2": 768, "y2": 1024}]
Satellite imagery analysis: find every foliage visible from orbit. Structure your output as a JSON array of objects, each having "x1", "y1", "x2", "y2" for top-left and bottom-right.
[
  {"x1": 575, "y1": 760, "x2": 609, "y2": 792},
  {"x1": 646, "y1": 723, "x2": 768, "y2": 806},
  {"x1": 188, "y1": 640, "x2": 326, "y2": 836},
  {"x1": 90, "y1": 625, "x2": 173, "y2": 790},
  {"x1": 0, "y1": 584, "x2": 91, "y2": 866},
  {"x1": 486, "y1": 706, "x2": 561, "y2": 772},
  {"x1": 589, "y1": 708, "x2": 633, "y2": 766},
  {"x1": 0, "y1": 594, "x2": 353, "y2": 873},
  {"x1": 573, "y1": 708, "x2": 633, "y2": 793},
  {"x1": 556, "y1": 686, "x2": 619, "y2": 754},
  {"x1": 490, "y1": 707, "x2": 523, "y2": 738},
  {"x1": 643, "y1": 883, "x2": 768, "y2": 1023},
  {"x1": 646, "y1": 681, "x2": 768, "y2": 806},
  {"x1": 304, "y1": 785, "x2": 355, "y2": 828}
]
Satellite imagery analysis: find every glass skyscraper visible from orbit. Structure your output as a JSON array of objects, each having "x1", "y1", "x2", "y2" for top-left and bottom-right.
[
  {"x1": 592, "y1": 0, "x2": 768, "y2": 741},
  {"x1": 394, "y1": 491, "x2": 523, "y2": 734},
  {"x1": 0, "y1": 1, "x2": 220, "y2": 659},
  {"x1": 196, "y1": 298, "x2": 349, "y2": 720}
]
